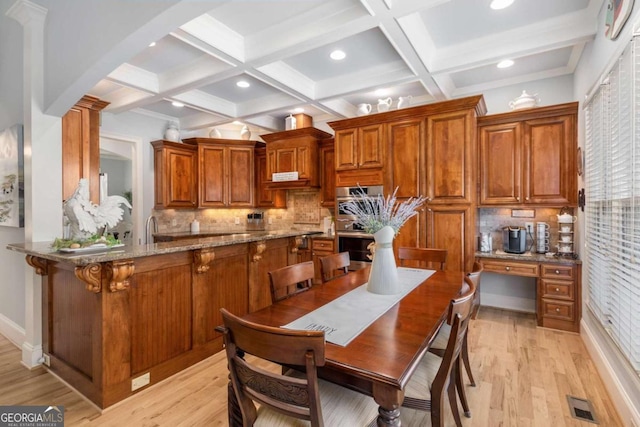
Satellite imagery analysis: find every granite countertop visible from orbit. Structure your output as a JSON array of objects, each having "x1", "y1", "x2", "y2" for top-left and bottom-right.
[
  {"x1": 6, "y1": 230, "x2": 322, "y2": 266},
  {"x1": 475, "y1": 250, "x2": 581, "y2": 265}
]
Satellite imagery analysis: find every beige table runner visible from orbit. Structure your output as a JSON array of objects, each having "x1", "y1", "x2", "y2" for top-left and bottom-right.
[{"x1": 282, "y1": 267, "x2": 435, "y2": 347}]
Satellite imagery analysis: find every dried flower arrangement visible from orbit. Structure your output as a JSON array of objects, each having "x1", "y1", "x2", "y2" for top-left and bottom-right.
[{"x1": 338, "y1": 186, "x2": 428, "y2": 235}]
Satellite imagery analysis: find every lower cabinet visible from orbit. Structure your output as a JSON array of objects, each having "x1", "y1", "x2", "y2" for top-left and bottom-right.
[
  {"x1": 476, "y1": 257, "x2": 581, "y2": 332},
  {"x1": 311, "y1": 237, "x2": 336, "y2": 285}
]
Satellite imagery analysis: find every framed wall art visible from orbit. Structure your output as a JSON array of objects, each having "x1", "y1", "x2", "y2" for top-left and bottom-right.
[
  {"x1": 605, "y1": 0, "x2": 635, "y2": 40},
  {"x1": 0, "y1": 124, "x2": 24, "y2": 228}
]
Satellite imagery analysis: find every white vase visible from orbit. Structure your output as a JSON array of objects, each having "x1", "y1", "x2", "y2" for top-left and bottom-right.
[
  {"x1": 164, "y1": 123, "x2": 180, "y2": 142},
  {"x1": 240, "y1": 125, "x2": 251, "y2": 140},
  {"x1": 367, "y1": 225, "x2": 400, "y2": 295},
  {"x1": 209, "y1": 128, "x2": 222, "y2": 138}
]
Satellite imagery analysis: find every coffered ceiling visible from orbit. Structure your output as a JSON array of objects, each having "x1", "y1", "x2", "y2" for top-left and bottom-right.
[{"x1": 86, "y1": 0, "x2": 602, "y2": 133}]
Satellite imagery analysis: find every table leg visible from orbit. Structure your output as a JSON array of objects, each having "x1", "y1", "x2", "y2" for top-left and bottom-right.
[{"x1": 373, "y1": 383, "x2": 403, "y2": 426}]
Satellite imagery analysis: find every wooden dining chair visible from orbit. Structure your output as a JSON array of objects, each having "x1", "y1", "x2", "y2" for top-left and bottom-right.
[
  {"x1": 402, "y1": 276, "x2": 476, "y2": 427},
  {"x1": 320, "y1": 251, "x2": 350, "y2": 283},
  {"x1": 468, "y1": 261, "x2": 483, "y2": 320},
  {"x1": 398, "y1": 247, "x2": 448, "y2": 270},
  {"x1": 268, "y1": 261, "x2": 314, "y2": 303},
  {"x1": 216, "y1": 308, "x2": 380, "y2": 427}
]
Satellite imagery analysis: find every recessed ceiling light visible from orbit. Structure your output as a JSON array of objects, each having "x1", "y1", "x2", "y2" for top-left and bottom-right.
[
  {"x1": 293, "y1": 108, "x2": 304, "y2": 113},
  {"x1": 497, "y1": 59, "x2": 514, "y2": 69},
  {"x1": 236, "y1": 80, "x2": 250, "y2": 88},
  {"x1": 490, "y1": 0, "x2": 514, "y2": 10},
  {"x1": 330, "y1": 50, "x2": 346, "y2": 61},
  {"x1": 149, "y1": 42, "x2": 156, "y2": 47},
  {"x1": 171, "y1": 101, "x2": 184, "y2": 107}
]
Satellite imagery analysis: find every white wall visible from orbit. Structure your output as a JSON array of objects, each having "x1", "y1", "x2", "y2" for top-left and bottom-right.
[
  {"x1": 573, "y1": 2, "x2": 640, "y2": 425},
  {"x1": 0, "y1": 1, "x2": 27, "y2": 339}
]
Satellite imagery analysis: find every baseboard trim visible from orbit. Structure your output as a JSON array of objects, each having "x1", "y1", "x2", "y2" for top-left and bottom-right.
[
  {"x1": 581, "y1": 318, "x2": 640, "y2": 426},
  {"x1": 0, "y1": 312, "x2": 25, "y2": 349}
]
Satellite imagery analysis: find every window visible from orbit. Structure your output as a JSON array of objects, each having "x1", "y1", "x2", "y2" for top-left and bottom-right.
[{"x1": 584, "y1": 37, "x2": 640, "y2": 372}]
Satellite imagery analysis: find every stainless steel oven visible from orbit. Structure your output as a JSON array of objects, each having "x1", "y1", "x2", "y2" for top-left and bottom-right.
[{"x1": 336, "y1": 185, "x2": 383, "y2": 270}]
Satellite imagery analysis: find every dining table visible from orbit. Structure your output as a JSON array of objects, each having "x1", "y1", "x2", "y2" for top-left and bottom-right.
[{"x1": 233, "y1": 265, "x2": 465, "y2": 427}]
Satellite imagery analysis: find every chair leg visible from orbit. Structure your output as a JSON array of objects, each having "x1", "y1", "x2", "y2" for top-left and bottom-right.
[
  {"x1": 447, "y1": 371, "x2": 463, "y2": 427},
  {"x1": 455, "y1": 356, "x2": 471, "y2": 418},
  {"x1": 462, "y1": 331, "x2": 476, "y2": 387}
]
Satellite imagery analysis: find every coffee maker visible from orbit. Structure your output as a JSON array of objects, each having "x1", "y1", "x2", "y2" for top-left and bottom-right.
[{"x1": 503, "y1": 226, "x2": 527, "y2": 254}]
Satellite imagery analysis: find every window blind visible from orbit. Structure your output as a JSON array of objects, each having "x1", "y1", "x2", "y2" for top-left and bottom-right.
[{"x1": 584, "y1": 38, "x2": 640, "y2": 372}]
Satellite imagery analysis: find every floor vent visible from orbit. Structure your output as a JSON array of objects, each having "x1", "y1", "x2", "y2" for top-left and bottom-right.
[{"x1": 567, "y1": 395, "x2": 599, "y2": 424}]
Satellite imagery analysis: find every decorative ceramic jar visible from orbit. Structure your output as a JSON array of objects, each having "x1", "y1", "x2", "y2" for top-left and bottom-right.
[
  {"x1": 164, "y1": 122, "x2": 180, "y2": 142},
  {"x1": 357, "y1": 103, "x2": 372, "y2": 116},
  {"x1": 240, "y1": 125, "x2": 251, "y2": 140},
  {"x1": 367, "y1": 225, "x2": 400, "y2": 295},
  {"x1": 397, "y1": 96, "x2": 412, "y2": 109},
  {"x1": 209, "y1": 128, "x2": 222, "y2": 138},
  {"x1": 509, "y1": 90, "x2": 540, "y2": 110},
  {"x1": 377, "y1": 97, "x2": 392, "y2": 113}
]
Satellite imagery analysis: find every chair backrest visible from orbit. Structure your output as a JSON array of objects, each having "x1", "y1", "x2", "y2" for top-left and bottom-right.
[
  {"x1": 217, "y1": 308, "x2": 326, "y2": 426},
  {"x1": 431, "y1": 276, "x2": 475, "y2": 399},
  {"x1": 398, "y1": 247, "x2": 448, "y2": 270},
  {"x1": 268, "y1": 261, "x2": 315, "y2": 303},
  {"x1": 467, "y1": 261, "x2": 483, "y2": 318},
  {"x1": 320, "y1": 252, "x2": 350, "y2": 283}
]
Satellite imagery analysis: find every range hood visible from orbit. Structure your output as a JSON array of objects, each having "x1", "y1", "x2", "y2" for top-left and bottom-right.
[{"x1": 261, "y1": 127, "x2": 333, "y2": 190}]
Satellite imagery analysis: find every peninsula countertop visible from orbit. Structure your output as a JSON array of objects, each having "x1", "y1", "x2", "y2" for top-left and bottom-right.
[
  {"x1": 475, "y1": 250, "x2": 581, "y2": 265},
  {"x1": 6, "y1": 229, "x2": 321, "y2": 266}
]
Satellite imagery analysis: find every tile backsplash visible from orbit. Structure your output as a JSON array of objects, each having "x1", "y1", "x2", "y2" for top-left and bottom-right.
[
  {"x1": 152, "y1": 189, "x2": 333, "y2": 233},
  {"x1": 478, "y1": 207, "x2": 575, "y2": 254}
]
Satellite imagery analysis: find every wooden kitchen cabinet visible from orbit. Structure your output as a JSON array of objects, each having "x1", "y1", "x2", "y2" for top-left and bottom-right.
[
  {"x1": 62, "y1": 95, "x2": 109, "y2": 203},
  {"x1": 151, "y1": 140, "x2": 198, "y2": 209},
  {"x1": 478, "y1": 102, "x2": 578, "y2": 207},
  {"x1": 385, "y1": 119, "x2": 424, "y2": 198},
  {"x1": 311, "y1": 237, "x2": 335, "y2": 285},
  {"x1": 261, "y1": 127, "x2": 333, "y2": 190},
  {"x1": 183, "y1": 138, "x2": 254, "y2": 208},
  {"x1": 319, "y1": 139, "x2": 336, "y2": 208},
  {"x1": 333, "y1": 124, "x2": 385, "y2": 187},
  {"x1": 254, "y1": 146, "x2": 286, "y2": 208}
]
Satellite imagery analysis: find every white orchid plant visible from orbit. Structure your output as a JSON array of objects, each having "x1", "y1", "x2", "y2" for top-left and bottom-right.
[{"x1": 339, "y1": 186, "x2": 428, "y2": 235}]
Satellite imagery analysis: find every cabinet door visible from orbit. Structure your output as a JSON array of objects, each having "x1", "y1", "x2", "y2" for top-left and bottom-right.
[
  {"x1": 275, "y1": 147, "x2": 297, "y2": 174},
  {"x1": 426, "y1": 205, "x2": 474, "y2": 272},
  {"x1": 426, "y1": 110, "x2": 474, "y2": 204},
  {"x1": 335, "y1": 129, "x2": 358, "y2": 170},
  {"x1": 393, "y1": 207, "x2": 427, "y2": 264},
  {"x1": 319, "y1": 141, "x2": 336, "y2": 208},
  {"x1": 228, "y1": 147, "x2": 253, "y2": 206},
  {"x1": 200, "y1": 145, "x2": 226, "y2": 207},
  {"x1": 358, "y1": 124, "x2": 384, "y2": 169},
  {"x1": 255, "y1": 149, "x2": 286, "y2": 208},
  {"x1": 479, "y1": 122, "x2": 522, "y2": 205},
  {"x1": 524, "y1": 115, "x2": 576, "y2": 205},
  {"x1": 387, "y1": 119, "x2": 424, "y2": 198},
  {"x1": 163, "y1": 147, "x2": 197, "y2": 208}
]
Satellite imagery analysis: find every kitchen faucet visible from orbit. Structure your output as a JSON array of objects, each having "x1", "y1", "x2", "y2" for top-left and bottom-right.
[{"x1": 145, "y1": 215, "x2": 158, "y2": 244}]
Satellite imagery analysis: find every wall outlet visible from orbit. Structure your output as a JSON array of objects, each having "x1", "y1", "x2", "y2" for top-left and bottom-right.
[
  {"x1": 268, "y1": 217, "x2": 273, "y2": 225},
  {"x1": 131, "y1": 372, "x2": 150, "y2": 391},
  {"x1": 234, "y1": 217, "x2": 240, "y2": 225},
  {"x1": 525, "y1": 222, "x2": 534, "y2": 234},
  {"x1": 42, "y1": 353, "x2": 50, "y2": 367},
  {"x1": 171, "y1": 219, "x2": 177, "y2": 227}
]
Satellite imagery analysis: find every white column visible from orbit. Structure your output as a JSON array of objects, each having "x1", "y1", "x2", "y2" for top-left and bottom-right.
[{"x1": 7, "y1": 0, "x2": 63, "y2": 368}]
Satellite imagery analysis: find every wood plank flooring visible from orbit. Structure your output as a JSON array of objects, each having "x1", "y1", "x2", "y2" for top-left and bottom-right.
[{"x1": 0, "y1": 307, "x2": 624, "y2": 426}]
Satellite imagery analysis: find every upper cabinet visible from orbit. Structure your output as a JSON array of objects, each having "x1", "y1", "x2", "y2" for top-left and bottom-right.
[
  {"x1": 183, "y1": 138, "x2": 255, "y2": 208},
  {"x1": 260, "y1": 128, "x2": 333, "y2": 190},
  {"x1": 255, "y1": 145, "x2": 287, "y2": 209},
  {"x1": 62, "y1": 95, "x2": 109, "y2": 203},
  {"x1": 332, "y1": 124, "x2": 385, "y2": 187},
  {"x1": 478, "y1": 103, "x2": 578, "y2": 207},
  {"x1": 151, "y1": 140, "x2": 198, "y2": 209},
  {"x1": 318, "y1": 139, "x2": 336, "y2": 208}
]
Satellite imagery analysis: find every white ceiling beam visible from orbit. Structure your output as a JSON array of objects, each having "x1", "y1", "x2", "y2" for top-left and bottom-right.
[
  {"x1": 106, "y1": 63, "x2": 159, "y2": 94},
  {"x1": 159, "y1": 55, "x2": 233, "y2": 93},
  {"x1": 178, "y1": 13, "x2": 245, "y2": 62},
  {"x1": 256, "y1": 62, "x2": 316, "y2": 100},
  {"x1": 100, "y1": 87, "x2": 154, "y2": 112},
  {"x1": 171, "y1": 90, "x2": 237, "y2": 118}
]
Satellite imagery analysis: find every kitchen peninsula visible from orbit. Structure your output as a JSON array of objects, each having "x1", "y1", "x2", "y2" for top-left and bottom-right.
[{"x1": 6, "y1": 230, "x2": 314, "y2": 409}]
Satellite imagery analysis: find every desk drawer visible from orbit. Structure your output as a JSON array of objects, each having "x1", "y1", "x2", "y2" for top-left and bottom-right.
[
  {"x1": 312, "y1": 238, "x2": 335, "y2": 252},
  {"x1": 540, "y1": 279, "x2": 574, "y2": 300},
  {"x1": 481, "y1": 260, "x2": 539, "y2": 277},
  {"x1": 541, "y1": 264, "x2": 574, "y2": 280},
  {"x1": 541, "y1": 299, "x2": 575, "y2": 321}
]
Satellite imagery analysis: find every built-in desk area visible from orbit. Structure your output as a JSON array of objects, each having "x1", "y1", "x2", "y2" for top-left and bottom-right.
[{"x1": 475, "y1": 251, "x2": 582, "y2": 332}]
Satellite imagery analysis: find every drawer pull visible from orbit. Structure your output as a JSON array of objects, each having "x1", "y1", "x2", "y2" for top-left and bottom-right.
[
  {"x1": 555, "y1": 287, "x2": 560, "y2": 292},
  {"x1": 555, "y1": 269, "x2": 560, "y2": 274},
  {"x1": 556, "y1": 308, "x2": 560, "y2": 312},
  {"x1": 505, "y1": 266, "x2": 511, "y2": 271}
]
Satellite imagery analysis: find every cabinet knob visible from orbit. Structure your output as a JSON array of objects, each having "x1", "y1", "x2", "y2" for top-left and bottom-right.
[
  {"x1": 505, "y1": 266, "x2": 511, "y2": 271},
  {"x1": 556, "y1": 308, "x2": 560, "y2": 312},
  {"x1": 555, "y1": 287, "x2": 560, "y2": 292},
  {"x1": 516, "y1": 197, "x2": 520, "y2": 201},
  {"x1": 555, "y1": 269, "x2": 560, "y2": 274}
]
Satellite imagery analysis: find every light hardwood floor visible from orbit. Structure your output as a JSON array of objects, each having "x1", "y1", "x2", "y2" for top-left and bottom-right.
[{"x1": 0, "y1": 307, "x2": 624, "y2": 426}]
